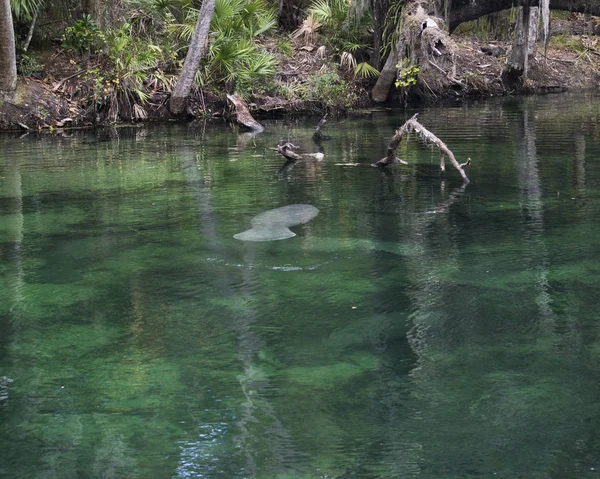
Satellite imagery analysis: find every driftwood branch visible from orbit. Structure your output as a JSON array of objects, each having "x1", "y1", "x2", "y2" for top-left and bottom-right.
[
  {"x1": 270, "y1": 142, "x2": 303, "y2": 161},
  {"x1": 373, "y1": 113, "x2": 470, "y2": 183},
  {"x1": 226, "y1": 93, "x2": 264, "y2": 132},
  {"x1": 271, "y1": 141, "x2": 325, "y2": 164}
]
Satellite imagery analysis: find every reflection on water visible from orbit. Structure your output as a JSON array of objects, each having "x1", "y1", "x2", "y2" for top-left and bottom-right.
[{"x1": 1, "y1": 93, "x2": 600, "y2": 478}]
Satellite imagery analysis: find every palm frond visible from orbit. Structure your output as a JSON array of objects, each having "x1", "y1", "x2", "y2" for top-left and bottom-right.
[
  {"x1": 340, "y1": 51, "x2": 356, "y2": 71},
  {"x1": 10, "y1": 0, "x2": 45, "y2": 21},
  {"x1": 354, "y1": 61, "x2": 379, "y2": 78},
  {"x1": 291, "y1": 15, "x2": 321, "y2": 45}
]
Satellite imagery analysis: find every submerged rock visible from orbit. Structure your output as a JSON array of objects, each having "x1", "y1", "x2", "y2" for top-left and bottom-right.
[{"x1": 234, "y1": 204, "x2": 319, "y2": 242}]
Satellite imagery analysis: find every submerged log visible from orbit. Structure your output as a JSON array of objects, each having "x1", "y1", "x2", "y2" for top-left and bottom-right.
[
  {"x1": 226, "y1": 94, "x2": 264, "y2": 132},
  {"x1": 373, "y1": 113, "x2": 471, "y2": 183}
]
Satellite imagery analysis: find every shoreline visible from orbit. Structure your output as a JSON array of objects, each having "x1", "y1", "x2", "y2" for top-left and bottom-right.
[{"x1": 1, "y1": 33, "x2": 599, "y2": 133}]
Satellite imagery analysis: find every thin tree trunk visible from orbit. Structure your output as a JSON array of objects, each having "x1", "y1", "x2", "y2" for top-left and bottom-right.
[
  {"x1": 169, "y1": 0, "x2": 216, "y2": 116},
  {"x1": 23, "y1": 10, "x2": 38, "y2": 53},
  {"x1": 0, "y1": 0, "x2": 17, "y2": 99},
  {"x1": 527, "y1": 6, "x2": 539, "y2": 58}
]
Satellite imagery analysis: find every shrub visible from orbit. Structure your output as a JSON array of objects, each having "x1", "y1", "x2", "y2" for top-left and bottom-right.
[
  {"x1": 299, "y1": 67, "x2": 357, "y2": 109},
  {"x1": 62, "y1": 14, "x2": 105, "y2": 54}
]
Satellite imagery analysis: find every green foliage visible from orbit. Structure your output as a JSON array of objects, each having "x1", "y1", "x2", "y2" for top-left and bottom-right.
[
  {"x1": 381, "y1": 0, "x2": 405, "y2": 57},
  {"x1": 453, "y1": 11, "x2": 513, "y2": 41},
  {"x1": 277, "y1": 37, "x2": 294, "y2": 57},
  {"x1": 174, "y1": 0, "x2": 278, "y2": 96},
  {"x1": 106, "y1": 24, "x2": 163, "y2": 99},
  {"x1": 17, "y1": 53, "x2": 44, "y2": 76},
  {"x1": 62, "y1": 14, "x2": 105, "y2": 54},
  {"x1": 299, "y1": 67, "x2": 357, "y2": 109},
  {"x1": 548, "y1": 34, "x2": 587, "y2": 54},
  {"x1": 212, "y1": 0, "x2": 277, "y2": 37},
  {"x1": 10, "y1": 0, "x2": 44, "y2": 21},
  {"x1": 340, "y1": 51, "x2": 379, "y2": 78},
  {"x1": 307, "y1": 0, "x2": 348, "y2": 30},
  {"x1": 395, "y1": 58, "x2": 419, "y2": 88},
  {"x1": 354, "y1": 61, "x2": 380, "y2": 78},
  {"x1": 125, "y1": 0, "x2": 190, "y2": 30},
  {"x1": 81, "y1": 22, "x2": 176, "y2": 121},
  {"x1": 303, "y1": 0, "x2": 376, "y2": 78}
]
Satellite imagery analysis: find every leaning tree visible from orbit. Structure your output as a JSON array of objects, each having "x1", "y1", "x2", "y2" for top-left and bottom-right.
[{"x1": 169, "y1": 0, "x2": 216, "y2": 115}]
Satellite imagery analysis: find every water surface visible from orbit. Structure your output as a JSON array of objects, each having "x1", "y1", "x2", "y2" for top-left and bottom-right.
[{"x1": 1, "y1": 93, "x2": 600, "y2": 478}]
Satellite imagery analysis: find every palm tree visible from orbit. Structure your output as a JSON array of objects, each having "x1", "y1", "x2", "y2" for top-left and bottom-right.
[{"x1": 0, "y1": 0, "x2": 17, "y2": 99}]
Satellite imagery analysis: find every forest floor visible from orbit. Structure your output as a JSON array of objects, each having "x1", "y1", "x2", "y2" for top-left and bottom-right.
[{"x1": 1, "y1": 31, "x2": 599, "y2": 132}]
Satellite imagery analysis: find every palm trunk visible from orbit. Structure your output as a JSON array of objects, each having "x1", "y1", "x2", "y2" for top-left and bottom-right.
[
  {"x1": 169, "y1": 0, "x2": 216, "y2": 116},
  {"x1": 372, "y1": 44, "x2": 401, "y2": 102},
  {"x1": 0, "y1": 0, "x2": 17, "y2": 99}
]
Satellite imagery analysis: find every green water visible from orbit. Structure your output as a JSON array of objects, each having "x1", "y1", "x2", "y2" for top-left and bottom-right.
[{"x1": 1, "y1": 93, "x2": 600, "y2": 478}]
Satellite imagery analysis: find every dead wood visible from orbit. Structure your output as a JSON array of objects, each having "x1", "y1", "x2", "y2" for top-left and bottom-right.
[
  {"x1": 271, "y1": 141, "x2": 326, "y2": 166},
  {"x1": 270, "y1": 142, "x2": 304, "y2": 161},
  {"x1": 373, "y1": 113, "x2": 471, "y2": 183},
  {"x1": 226, "y1": 93, "x2": 264, "y2": 132},
  {"x1": 313, "y1": 114, "x2": 329, "y2": 141}
]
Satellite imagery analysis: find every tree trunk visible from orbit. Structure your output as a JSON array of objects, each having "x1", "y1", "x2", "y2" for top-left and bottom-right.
[
  {"x1": 528, "y1": 6, "x2": 539, "y2": 58},
  {"x1": 169, "y1": 0, "x2": 216, "y2": 116},
  {"x1": 0, "y1": 0, "x2": 17, "y2": 99},
  {"x1": 278, "y1": 0, "x2": 311, "y2": 31},
  {"x1": 503, "y1": 2, "x2": 532, "y2": 82},
  {"x1": 372, "y1": 42, "x2": 401, "y2": 102},
  {"x1": 372, "y1": 3, "x2": 458, "y2": 103},
  {"x1": 371, "y1": 0, "x2": 390, "y2": 68}
]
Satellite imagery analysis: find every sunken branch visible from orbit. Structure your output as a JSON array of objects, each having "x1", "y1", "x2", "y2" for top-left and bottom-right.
[{"x1": 373, "y1": 113, "x2": 471, "y2": 183}]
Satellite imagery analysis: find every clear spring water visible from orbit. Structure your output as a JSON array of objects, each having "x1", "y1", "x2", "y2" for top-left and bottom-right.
[{"x1": 1, "y1": 93, "x2": 600, "y2": 478}]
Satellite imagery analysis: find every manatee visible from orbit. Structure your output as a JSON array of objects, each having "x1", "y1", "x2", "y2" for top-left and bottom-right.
[{"x1": 234, "y1": 204, "x2": 319, "y2": 242}]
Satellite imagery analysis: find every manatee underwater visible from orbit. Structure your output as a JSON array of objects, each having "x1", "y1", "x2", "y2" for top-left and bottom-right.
[{"x1": 234, "y1": 204, "x2": 319, "y2": 241}]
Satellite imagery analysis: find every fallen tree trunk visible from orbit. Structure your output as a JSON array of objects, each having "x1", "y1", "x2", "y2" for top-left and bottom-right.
[
  {"x1": 373, "y1": 113, "x2": 471, "y2": 183},
  {"x1": 226, "y1": 94, "x2": 265, "y2": 132}
]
